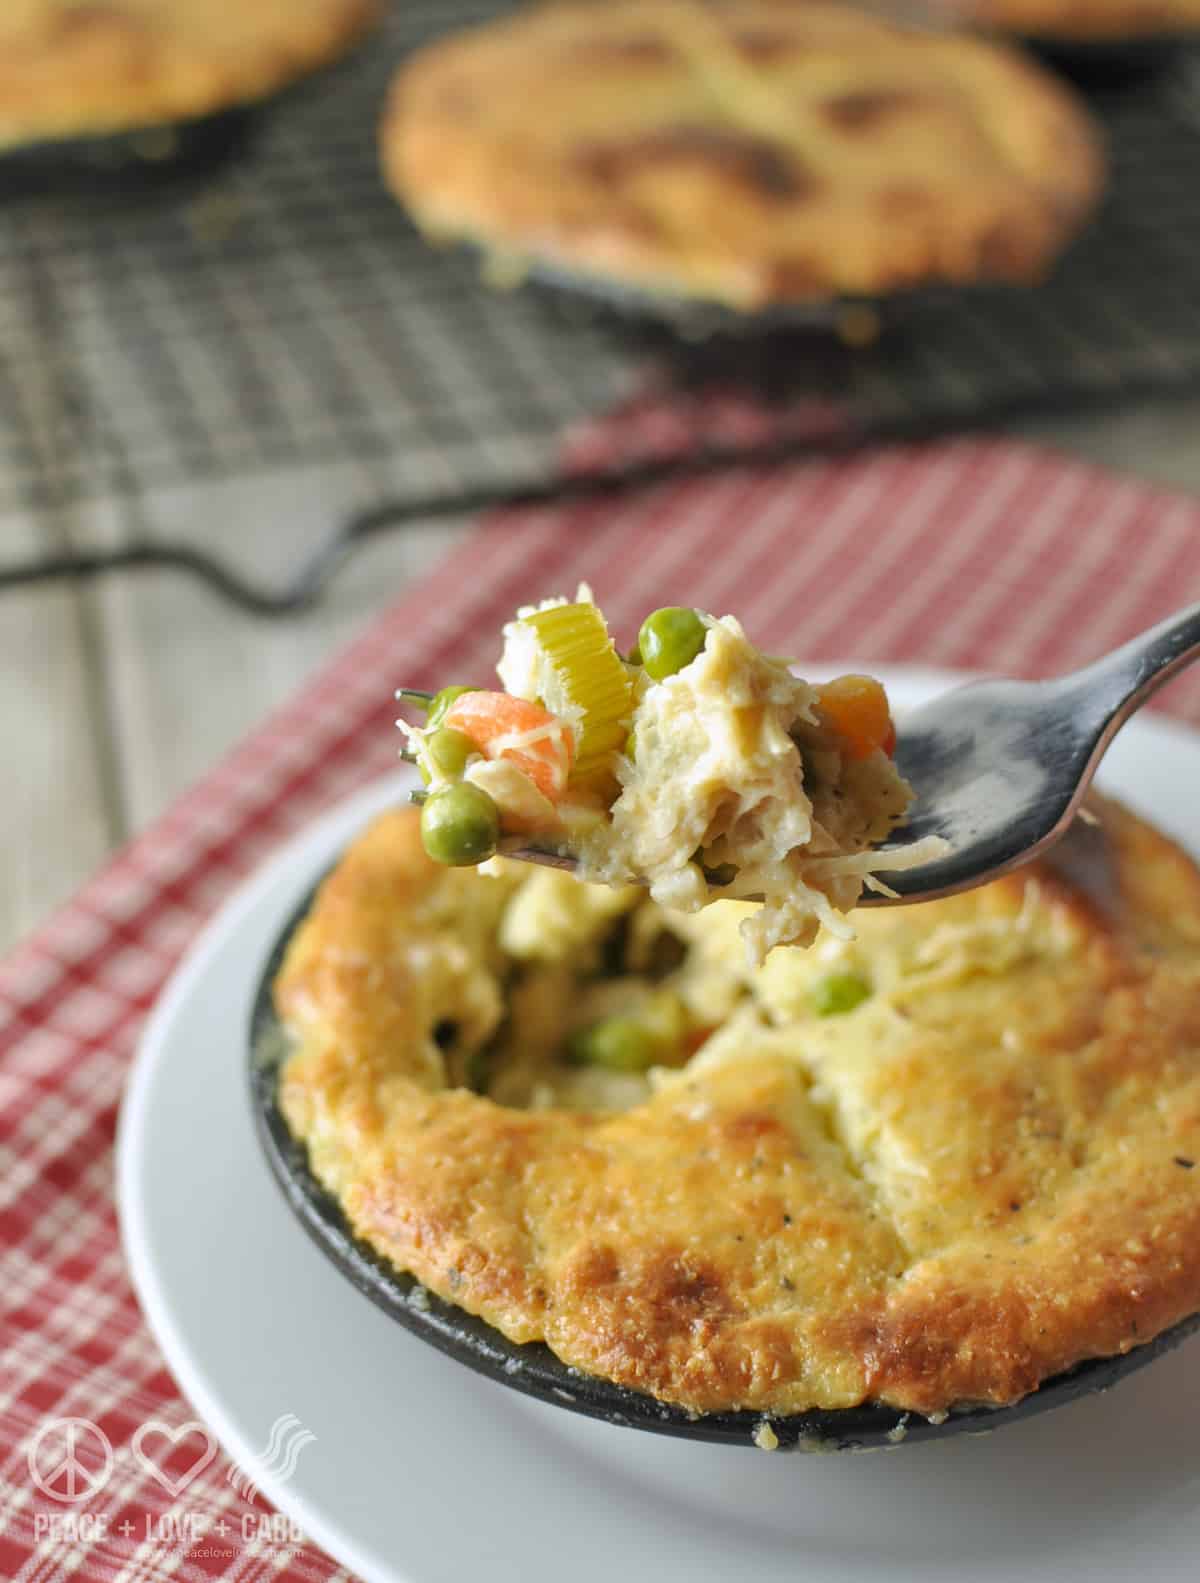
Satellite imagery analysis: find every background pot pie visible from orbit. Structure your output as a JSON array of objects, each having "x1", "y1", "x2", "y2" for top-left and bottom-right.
[
  {"x1": 0, "y1": 0, "x2": 380, "y2": 151},
  {"x1": 275, "y1": 794, "x2": 1200, "y2": 1419},
  {"x1": 382, "y1": 0, "x2": 1106, "y2": 311}
]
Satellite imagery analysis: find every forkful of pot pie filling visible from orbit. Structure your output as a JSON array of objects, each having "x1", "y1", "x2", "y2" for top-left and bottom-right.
[{"x1": 397, "y1": 590, "x2": 943, "y2": 964}]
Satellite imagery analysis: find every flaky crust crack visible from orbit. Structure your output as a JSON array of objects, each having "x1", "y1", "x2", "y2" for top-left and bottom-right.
[
  {"x1": 276, "y1": 801, "x2": 1200, "y2": 1416},
  {"x1": 382, "y1": 0, "x2": 1105, "y2": 309},
  {"x1": 0, "y1": 0, "x2": 380, "y2": 148}
]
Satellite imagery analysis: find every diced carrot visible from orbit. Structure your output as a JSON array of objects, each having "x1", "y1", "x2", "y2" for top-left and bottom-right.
[
  {"x1": 443, "y1": 691, "x2": 575, "y2": 800},
  {"x1": 815, "y1": 675, "x2": 896, "y2": 761}
]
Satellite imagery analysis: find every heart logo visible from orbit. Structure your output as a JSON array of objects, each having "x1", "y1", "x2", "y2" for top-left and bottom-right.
[{"x1": 131, "y1": 1421, "x2": 217, "y2": 1498}]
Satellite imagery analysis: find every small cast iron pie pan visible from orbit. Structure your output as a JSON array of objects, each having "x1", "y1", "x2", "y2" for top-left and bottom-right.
[
  {"x1": 249, "y1": 879, "x2": 1200, "y2": 1451},
  {"x1": 0, "y1": 110, "x2": 256, "y2": 197},
  {"x1": 1021, "y1": 31, "x2": 1195, "y2": 83},
  {"x1": 521, "y1": 260, "x2": 893, "y2": 346}
]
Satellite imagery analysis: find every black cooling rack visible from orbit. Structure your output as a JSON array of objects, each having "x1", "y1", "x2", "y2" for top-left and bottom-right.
[{"x1": 3, "y1": 2, "x2": 1200, "y2": 611}]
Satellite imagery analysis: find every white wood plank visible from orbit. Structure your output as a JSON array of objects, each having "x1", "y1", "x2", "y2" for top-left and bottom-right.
[{"x1": 0, "y1": 521, "x2": 116, "y2": 951}]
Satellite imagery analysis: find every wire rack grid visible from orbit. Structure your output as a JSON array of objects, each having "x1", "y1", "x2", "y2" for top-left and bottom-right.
[{"x1": 2, "y1": 2, "x2": 1200, "y2": 608}]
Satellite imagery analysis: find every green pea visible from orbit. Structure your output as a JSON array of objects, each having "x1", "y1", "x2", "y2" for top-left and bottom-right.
[
  {"x1": 420, "y1": 782, "x2": 500, "y2": 867},
  {"x1": 810, "y1": 972, "x2": 871, "y2": 1017},
  {"x1": 427, "y1": 685, "x2": 476, "y2": 729},
  {"x1": 637, "y1": 607, "x2": 707, "y2": 682},
  {"x1": 566, "y1": 1017, "x2": 661, "y2": 1072},
  {"x1": 425, "y1": 726, "x2": 476, "y2": 779}
]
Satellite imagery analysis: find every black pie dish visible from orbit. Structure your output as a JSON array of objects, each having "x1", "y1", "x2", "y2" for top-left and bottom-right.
[
  {"x1": 250, "y1": 875, "x2": 1200, "y2": 1451},
  {"x1": 0, "y1": 109, "x2": 257, "y2": 198},
  {"x1": 1020, "y1": 31, "x2": 1193, "y2": 85},
  {"x1": 0, "y1": 16, "x2": 381, "y2": 201},
  {"x1": 523, "y1": 260, "x2": 894, "y2": 346}
]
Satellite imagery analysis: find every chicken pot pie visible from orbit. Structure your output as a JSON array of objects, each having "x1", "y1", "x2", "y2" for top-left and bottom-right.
[
  {"x1": 398, "y1": 594, "x2": 937, "y2": 963},
  {"x1": 275, "y1": 793, "x2": 1200, "y2": 1418},
  {"x1": 382, "y1": 0, "x2": 1105, "y2": 312},
  {"x1": 0, "y1": 0, "x2": 379, "y2": 151}
]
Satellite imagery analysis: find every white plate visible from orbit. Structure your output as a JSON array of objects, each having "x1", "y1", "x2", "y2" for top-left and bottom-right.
[{"x1": 118, "y1": 668, "x2": 1200, "y2": 1583}]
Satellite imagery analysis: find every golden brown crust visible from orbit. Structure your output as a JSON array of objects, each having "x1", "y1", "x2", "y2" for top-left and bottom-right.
[
  {"x1": 276, "y1": 798, "x2": 1200, "y2": 1417},
  {"x1": 0, "y1": 0, "x2": 380, "y2": 148},
  {"x1": 380, "y1": 0, "x2": 1105, "y2": 309}
]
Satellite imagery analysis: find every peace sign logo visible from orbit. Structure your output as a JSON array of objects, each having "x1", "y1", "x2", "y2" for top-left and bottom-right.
[{"x1": 27, "y1": 1418, "x2": 114, "y2": 1504}]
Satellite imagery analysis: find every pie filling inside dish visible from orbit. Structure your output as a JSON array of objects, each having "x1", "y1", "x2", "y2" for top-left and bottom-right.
[
  {"x1": 399, "y1": 592, "x2": 938, "y2": 964},
  {"x1": 275, "y1": 792, "x2": 1200, "y2": 1421}
]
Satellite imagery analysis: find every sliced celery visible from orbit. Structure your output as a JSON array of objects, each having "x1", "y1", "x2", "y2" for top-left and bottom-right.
[{"x1": 523, "y1": 602, "x2": 634, "y2": 788}]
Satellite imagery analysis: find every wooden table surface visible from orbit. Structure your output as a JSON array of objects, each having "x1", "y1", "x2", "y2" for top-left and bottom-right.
[{"x1": 6, "y1": 396, "x2": 1200, "y2": 955}]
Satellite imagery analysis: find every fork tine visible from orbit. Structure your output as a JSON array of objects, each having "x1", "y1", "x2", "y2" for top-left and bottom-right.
[{"x1": 498, "y1": 842, "x2": 579, "y2": 873}]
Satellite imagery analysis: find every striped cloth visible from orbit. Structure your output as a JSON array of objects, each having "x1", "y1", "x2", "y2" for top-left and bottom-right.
[{"x1": 3, "y1": 436, "x2": 1200, "y2": 1583}]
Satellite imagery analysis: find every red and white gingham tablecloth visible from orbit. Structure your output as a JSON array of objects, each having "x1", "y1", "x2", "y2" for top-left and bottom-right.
[{"x1": 4, "y1": 436, "x2": 1200, "y2": 1582}]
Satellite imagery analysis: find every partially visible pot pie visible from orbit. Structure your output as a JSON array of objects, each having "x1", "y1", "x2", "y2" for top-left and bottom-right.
[
  {"x1": 382, "y1": 0, "x2": 1106, "y2": 311},
  {"x1": 276, "y1": 793, "x2": 1200, "y2": 1419},
  {"x1": 0, "y1": 0, "x2": 380, "y2": 151}
]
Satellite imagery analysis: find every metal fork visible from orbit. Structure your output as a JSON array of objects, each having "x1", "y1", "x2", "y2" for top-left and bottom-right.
[{"x1": 400, "y1": 601, "x2": 1200, "y2": 905}]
